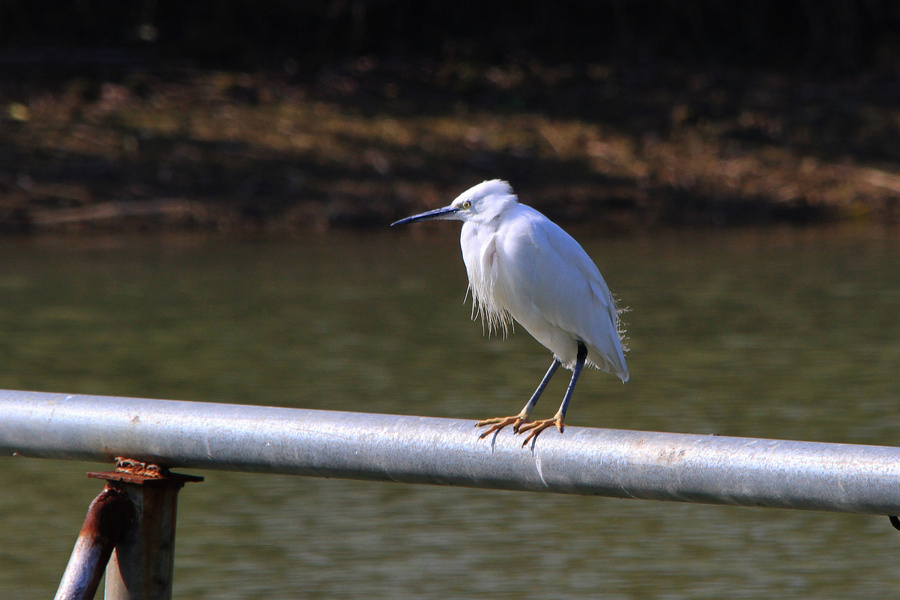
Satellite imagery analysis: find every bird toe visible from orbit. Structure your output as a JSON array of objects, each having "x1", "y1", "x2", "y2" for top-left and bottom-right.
[
  {"x1": 518, "y1": 416, "x2": 564, "y2": 446},
  {"x1": 475, "y1": 415, "x2": 525, "y2": 438}
]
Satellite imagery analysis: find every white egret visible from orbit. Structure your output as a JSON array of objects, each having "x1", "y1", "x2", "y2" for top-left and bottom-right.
[{"x1": 392, "y1": 180, "x2": 628, "y2": 446}]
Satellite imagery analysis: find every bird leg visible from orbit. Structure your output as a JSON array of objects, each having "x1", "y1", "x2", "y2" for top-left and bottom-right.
[
  {"x1": 518, "y1": 342, "x2": 587, "y2": 447},
  {"x1": 475, "y1": 359, "x2": 560, "y2": 438}
]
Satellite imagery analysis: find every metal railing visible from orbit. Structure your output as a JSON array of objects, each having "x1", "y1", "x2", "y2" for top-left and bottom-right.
[
  {"x1": 4, "y1": 389, "x2": 900, "y2": 513},
  {"x1": 2, "y1": 389, "x2": 900, "y2": 598}
]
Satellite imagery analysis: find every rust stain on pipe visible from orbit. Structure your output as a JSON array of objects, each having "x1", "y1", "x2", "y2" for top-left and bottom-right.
[{"x1": 55, "y1": 485, "x2": 132, "y2": 600}]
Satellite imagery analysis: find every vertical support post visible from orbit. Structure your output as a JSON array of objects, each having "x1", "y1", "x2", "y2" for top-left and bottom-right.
[
  {"x1": 55, "y1": 486, "x2": 132, "y2": 600},
  {"x1": 88, "y1": 461, "x2": 202, "y2": 600}
]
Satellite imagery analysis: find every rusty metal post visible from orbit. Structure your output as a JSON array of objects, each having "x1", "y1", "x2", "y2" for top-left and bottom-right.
[
  {"x1": 87, "y1": 461, "x2": 202, "y2": 600},
  {"x1": 55, "y1": 486, "x2": 131, "y2": 600}
]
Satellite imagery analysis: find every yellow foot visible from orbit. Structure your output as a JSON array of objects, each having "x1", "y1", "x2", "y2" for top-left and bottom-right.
[
  {"x1": 516, "y1": 416, "x2": 564, "y2": 447},
  {"x1": 475, "y1": 415, "x2": 528, "y2": 439}
]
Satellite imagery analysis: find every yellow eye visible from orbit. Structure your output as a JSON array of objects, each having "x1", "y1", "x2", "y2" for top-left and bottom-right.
[{"x1": 462, "y1": 200, "x2": 472, "y2": 209}]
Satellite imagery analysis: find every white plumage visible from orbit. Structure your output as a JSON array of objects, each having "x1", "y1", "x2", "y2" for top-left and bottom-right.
[{"x1": 393, "y1": 180, "x2": 629, "y2": 445}]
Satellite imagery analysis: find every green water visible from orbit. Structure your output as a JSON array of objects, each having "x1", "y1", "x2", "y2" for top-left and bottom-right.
[{"x1": 1, "y1": 225, "x2": 899, "y2": 599}]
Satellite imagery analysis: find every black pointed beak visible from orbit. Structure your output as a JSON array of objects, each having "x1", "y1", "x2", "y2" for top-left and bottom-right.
[{"x1": 391, "y1": 206, "x2": 459, "y2": 226}]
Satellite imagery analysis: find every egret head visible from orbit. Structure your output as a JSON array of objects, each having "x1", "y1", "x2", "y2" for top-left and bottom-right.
[{"x1": 391, "y1": 180, "x2": 517, "y2": 226}]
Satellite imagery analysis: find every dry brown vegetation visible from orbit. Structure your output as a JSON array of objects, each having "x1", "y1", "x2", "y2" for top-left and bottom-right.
[{"x1": 2, "y1": 58, "x2": 900, "y2": 234}]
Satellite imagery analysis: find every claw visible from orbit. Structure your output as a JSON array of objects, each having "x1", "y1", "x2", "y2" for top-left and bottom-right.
[
  {"x1": 475, "y1": 415, "x2": 527, "y2": 438},
  {"x1": 517, "y1": 416, "x2": 564, "y2": 446}
]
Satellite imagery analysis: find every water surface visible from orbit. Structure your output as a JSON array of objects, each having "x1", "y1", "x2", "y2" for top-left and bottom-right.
[{"x1": 1, "y1": 225, "x2": 898, "y2": 598}]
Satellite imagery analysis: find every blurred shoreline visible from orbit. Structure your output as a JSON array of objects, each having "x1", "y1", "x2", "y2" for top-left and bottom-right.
[{"x1": 2, "y1": 58, "x2": 900, "y2": 236}]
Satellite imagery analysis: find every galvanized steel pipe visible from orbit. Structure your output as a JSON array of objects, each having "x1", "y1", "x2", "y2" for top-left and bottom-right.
[{"x1": 2, "y1": 389, "x2": 899, "y2": 515}]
